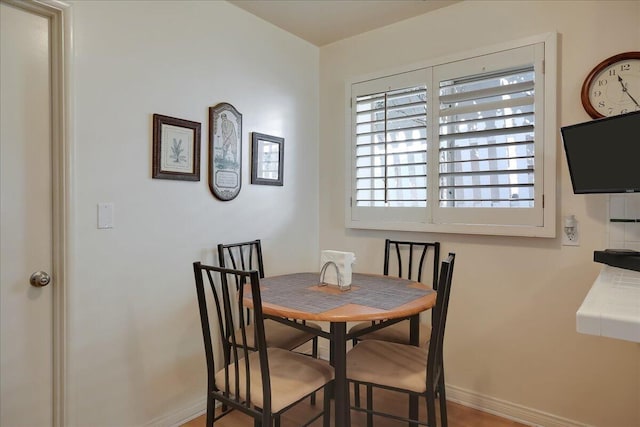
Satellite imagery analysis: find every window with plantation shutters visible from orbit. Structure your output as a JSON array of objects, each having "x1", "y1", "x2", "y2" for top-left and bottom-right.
[{"x1": 346, "y1": 34, "x2": 557, "y2": 237}]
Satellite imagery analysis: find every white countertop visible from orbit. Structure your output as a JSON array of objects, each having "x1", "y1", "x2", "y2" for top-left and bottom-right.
[{"x1": 577, "y1": 265, "x2": 640, "y2": 343}]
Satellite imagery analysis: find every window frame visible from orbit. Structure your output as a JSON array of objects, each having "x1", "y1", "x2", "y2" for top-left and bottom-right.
[{"x1": 344, "y1": 33, "x2": 557, "y2": 237}]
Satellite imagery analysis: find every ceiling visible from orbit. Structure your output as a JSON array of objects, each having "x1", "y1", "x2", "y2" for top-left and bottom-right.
[{"x1": 228, "y1": 0, "x2": 462, "y2": 46}]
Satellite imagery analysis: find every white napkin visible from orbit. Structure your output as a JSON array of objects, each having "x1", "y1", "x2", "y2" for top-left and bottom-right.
[{"x1": 320, "y1": 250, "x2": 356, "y2": 288}]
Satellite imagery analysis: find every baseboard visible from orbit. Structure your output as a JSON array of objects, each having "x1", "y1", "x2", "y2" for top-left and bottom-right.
[
  {"x1": 145, "y1": 396, "x2": 206, "y2": 427},
  {"x1": 151, "y1": 382, "x2": 590, "y2": 427},
  {"x1": 156, "y1": 358, "x2": 590, "y2": 427},
  {"x1": 446, "y1": 384, "x2": 592, "y2": 427}
]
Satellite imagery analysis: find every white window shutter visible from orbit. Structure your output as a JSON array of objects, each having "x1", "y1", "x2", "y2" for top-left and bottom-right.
[
  {"x1": 432, "y1": 43, "x2": 545, "y2": 226},
  {"x1": 350, "y1": 69, "x2": 432, "y2": 225}
]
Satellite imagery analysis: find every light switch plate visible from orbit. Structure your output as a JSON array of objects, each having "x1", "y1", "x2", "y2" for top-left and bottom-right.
[{"x1": 97, "y1": 203, "x2": 114, "y2": 229}]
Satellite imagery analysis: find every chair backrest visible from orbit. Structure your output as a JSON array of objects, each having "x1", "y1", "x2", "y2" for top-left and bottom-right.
[
  {"x1": 384, "y1": 239, "x2": 440, "y2": 289},
  {"x1": 218, "y1": 239, "x2": 265, "y2": 278},
  {"x1": 192, "y1": 262, "x2": 272, "y2": 415},
  {"x1": 217, "y1": 240, "x2": 265, "y2": 325},
  {"x1": 426, "y1": 253, "x2": 455, "y2": 386}
]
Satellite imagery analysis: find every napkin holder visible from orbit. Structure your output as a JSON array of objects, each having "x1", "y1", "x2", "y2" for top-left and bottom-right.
[{"x1": 319, "y1": 250, "x2": 356, "y2": 291}]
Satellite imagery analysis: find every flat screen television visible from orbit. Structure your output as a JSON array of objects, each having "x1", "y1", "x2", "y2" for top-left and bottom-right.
[{"x1": 561, "y1": 110, "x2": 640, "y2": 194}]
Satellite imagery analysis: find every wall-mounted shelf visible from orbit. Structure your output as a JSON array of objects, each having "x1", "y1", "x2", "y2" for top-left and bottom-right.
[{"x1": 577, "y1": 265, "x2": 640, "y2": 343}]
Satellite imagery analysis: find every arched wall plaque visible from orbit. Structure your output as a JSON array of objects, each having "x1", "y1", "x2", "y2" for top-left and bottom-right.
[{"x1": 209, "y1": 102, "x2": 242, "y2": 201}]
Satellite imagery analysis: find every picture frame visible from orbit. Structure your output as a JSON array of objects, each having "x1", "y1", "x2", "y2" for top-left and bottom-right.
[
  {"x1": 152, "y1": 114, "x2": 201, "y2": 181},
  {"x1": 251, "y1": 132, "x2": 284, "y2": 186},
  {"x1": 209, "y1": 102, "x2": 242, "y2": 201}
]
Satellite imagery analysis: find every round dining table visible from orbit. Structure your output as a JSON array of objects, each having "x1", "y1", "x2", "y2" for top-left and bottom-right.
[{"x1": 243, "y1": 272, "x2": 437, "y2": 427}]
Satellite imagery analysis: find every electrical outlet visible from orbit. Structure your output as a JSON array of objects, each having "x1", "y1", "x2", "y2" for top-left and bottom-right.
[
  {"x1": 562, "y1": 229, "x2": 580, "y2": 246},
  {"x1": 562, "y1": 215, "x2": 579, "y2": 246}
]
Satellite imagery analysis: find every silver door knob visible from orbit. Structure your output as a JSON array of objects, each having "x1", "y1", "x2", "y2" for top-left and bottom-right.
[{"x1": 29, "y1": 271, "x2": 51, "y2": 287}]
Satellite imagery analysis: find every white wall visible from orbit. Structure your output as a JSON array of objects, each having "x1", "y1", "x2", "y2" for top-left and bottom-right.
[
  {"x1": 68, "y1": 1, "x2": 319, "y2": 425},
  {"x1": 319, "y1": 1, "x2": 640, "y2": 426}
]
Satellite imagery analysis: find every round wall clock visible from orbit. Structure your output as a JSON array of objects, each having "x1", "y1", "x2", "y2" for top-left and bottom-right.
[{"x1": 580, "y1": 51, "x2": 640, "y2": 118}]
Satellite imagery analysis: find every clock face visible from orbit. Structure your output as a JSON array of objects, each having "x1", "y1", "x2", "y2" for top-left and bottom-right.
[{"x1": 582, "y1": 53, "x2": 640, "y2": 118}]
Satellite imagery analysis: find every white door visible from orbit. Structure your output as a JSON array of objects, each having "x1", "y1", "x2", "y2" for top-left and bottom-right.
[{"x1": 1, "y1": 2, "x2": 54, "y2": 426}]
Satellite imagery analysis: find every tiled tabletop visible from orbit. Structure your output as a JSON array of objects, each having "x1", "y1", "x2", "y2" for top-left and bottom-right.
[{"x1": 259, "y1": 272, "x2": 433, "y2": 314}]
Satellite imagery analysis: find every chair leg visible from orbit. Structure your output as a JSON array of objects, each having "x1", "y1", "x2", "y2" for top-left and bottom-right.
[
  {"x1": 329, "y1": 324, "x2": 335, "y2": 364},
  {"x1": 409, "y1": 393, "x2": 419, "y2": 427},
  {"x1": 261, "y1": 411, "x2": 271, "y2": 427},
  {"x1": 206, "y1": 395, "x2": 215, "y2": 427},
  {"x1": 366, "y1": 385, "x2": 373, "y2": 427},
  {"x1": 312, "y1": 336, "x2": 318, "y2": 359},
  {"x1": 310, "y1": 337, "x2": 318, "y2": 405},
  {"x1": 323, "y1": 383, "x2": 331, "y2": 427},
  {"x1": 438, "y1": 373, "x2": 448, "y2": 427},
  {"x1": 426, "y1": 388, "x2": 437, "y2": 427},
  {"x1": 221, "y1": 347, "x2": 231, "y2": 413}
]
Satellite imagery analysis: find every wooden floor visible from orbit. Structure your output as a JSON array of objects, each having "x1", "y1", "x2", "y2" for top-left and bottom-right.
[{"x1": 181, "y1": 387, "x2": 528, "y2": 427}]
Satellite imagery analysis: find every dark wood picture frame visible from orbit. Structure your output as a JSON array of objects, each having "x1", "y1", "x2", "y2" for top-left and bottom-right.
[
  {"x1": 152, "y1": 114, "x2": 201, "y2": 181},
  {"x1": 251, "y1": 132, "x2": 284, "y2": 186}
]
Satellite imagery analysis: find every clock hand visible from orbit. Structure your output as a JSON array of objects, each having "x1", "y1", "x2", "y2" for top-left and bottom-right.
[
  {"x1": 617, "y1": 75, "x2": 640, "y2": 108},
  {"x1": 627, "y1": 92, "x2": 640, "y2": 108}
]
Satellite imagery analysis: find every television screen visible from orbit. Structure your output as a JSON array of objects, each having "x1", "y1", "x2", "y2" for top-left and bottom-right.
[{"x1": 561, "y1": 110, "x2": 640, "y2": 194}]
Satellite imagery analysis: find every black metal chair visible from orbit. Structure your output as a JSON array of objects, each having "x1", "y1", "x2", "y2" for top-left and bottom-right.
[
  {"x1": 217, "y1": 240, "x2": 321, "y2": 356},
  {"x1": 349, "y1": 239, "x2": 440, "y2": 346},
  {"x1": 193, "y1": 262, "x2": 334, "y2": 427},
  {"x1": 346, "y1": 253, "x2": 456, "y2": 427}
]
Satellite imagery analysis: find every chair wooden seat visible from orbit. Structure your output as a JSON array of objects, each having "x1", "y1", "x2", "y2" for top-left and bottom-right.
[
  {"x1": 235, "y1": 319, "x2": 322, "y2": 351},
  {"x1": 347, "y1": 339, "x2": 427, "y2": 393},
  {"x1": 215, "y1": 347, "x2": 334, "y2": 413},
  {"x1": 348, "y1": 321, "x2": 431, "y2": 347}
]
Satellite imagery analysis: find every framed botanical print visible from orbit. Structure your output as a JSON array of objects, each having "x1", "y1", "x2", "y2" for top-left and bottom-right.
[{"x1": 152, "y1": 114, "x2": 201, "y2": 181}]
